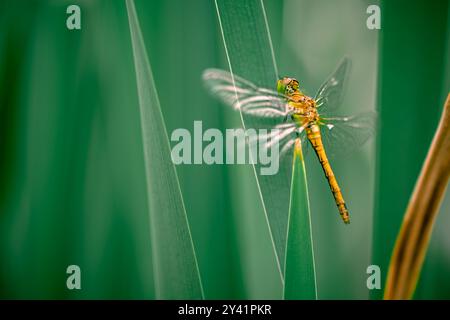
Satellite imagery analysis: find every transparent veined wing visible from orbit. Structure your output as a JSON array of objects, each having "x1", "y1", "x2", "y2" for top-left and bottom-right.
[
  {"x1": 246, "y1": 122, "x2": 310, "y2": 161},
  {"x1": 319, "y1": 111, "x2": 377, "y2": 158},
  {"x1": 314, "y1": 57, "x2": 351, "y2": 116},
  {"x1": 277, "y1": 124, "x2": 309, "y2": 159},
  {"x1": 202, "y1": 68, "x2": 290, "y2": 120}
]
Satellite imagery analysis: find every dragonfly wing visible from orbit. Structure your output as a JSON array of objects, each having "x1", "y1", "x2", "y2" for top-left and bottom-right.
[
  {"x1": 279, "y1": 130, "x2": 309, "y2": 159},
  {"x1": 250, "y1": 122, "x2": 309, "y2": 161},
  {"x1": 319, "y1": 111, "x2": 377, "y2": 158},
  {"x1": 203, "y1": 68, "x2": 289, "y2": 119},
  {"x1": 314, "y1": 57, "x2": 351, "y2": 115}
]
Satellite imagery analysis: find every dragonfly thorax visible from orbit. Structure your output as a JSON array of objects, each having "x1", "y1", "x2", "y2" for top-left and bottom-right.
[
  {"x1": 277, "y1": 76, "x2": 318, "y2": 123},
  {"x1": 289, "y1": 94, "x2": 319, "y2": 127}
]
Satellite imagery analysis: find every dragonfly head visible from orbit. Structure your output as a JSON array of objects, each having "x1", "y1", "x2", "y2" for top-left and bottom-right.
[{"x1": 277, "y1": 77, "x2": 301, "y2": 97}]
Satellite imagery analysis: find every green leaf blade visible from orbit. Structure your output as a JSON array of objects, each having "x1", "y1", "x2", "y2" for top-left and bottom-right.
[
  {"x1": 215, "y1": 0, "x2": 316, "y2": 296},
  {"x1": 284, "y1": 140, "x2": 317, "y2": 299},
  {"x1": 215, "y1": 0, "x2": 290, "y2": 283},
  {"x1": 126, "y1": 0, "x2": 203, "y2": 299}
]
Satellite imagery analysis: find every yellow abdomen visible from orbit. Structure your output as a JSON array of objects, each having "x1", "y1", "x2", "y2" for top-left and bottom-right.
[{"x1": 306, "y1": 124, "x2": 350, "y2": 224}]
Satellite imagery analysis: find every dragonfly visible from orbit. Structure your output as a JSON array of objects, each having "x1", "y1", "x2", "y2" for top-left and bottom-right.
[{"x1": 202, "y1": 57, "x2": 376, "y2": 224}]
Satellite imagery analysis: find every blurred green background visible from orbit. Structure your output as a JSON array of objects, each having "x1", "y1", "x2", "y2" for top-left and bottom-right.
[{"x1": 0, "y1": 0, "x2": 449, "y2": 299}]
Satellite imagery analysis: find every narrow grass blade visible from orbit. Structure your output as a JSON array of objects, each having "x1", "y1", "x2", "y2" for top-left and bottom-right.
[
  {"x1": 284, "y1": 139, "x2": 317, "y2": 299},
  {"x1": 214, "y1": 0, "x2": 316, "y2": 295},
  {"x1": 371, "y1": 0, "x2": 449, "y2": 299},
  {"x1": 215, "y1": 0, "x2": 291, "y2": 284},
  {"x1": 384, "y1": 94, "x2": 450, "y2": 299},
  {"x1": 126, "y1": 0, "x2": 203, "y2": 299}
]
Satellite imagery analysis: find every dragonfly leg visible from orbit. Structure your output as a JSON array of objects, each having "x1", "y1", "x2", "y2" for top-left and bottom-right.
[
  {"x1": 295, "y1": 126, "x2": 304, "y2": 138},
  {"x1": 283, "y1": 104, "x2": 295, "y2": 123},
  {"x1": 284, "y1": 109, "x2": 292, "y2": 122}
]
